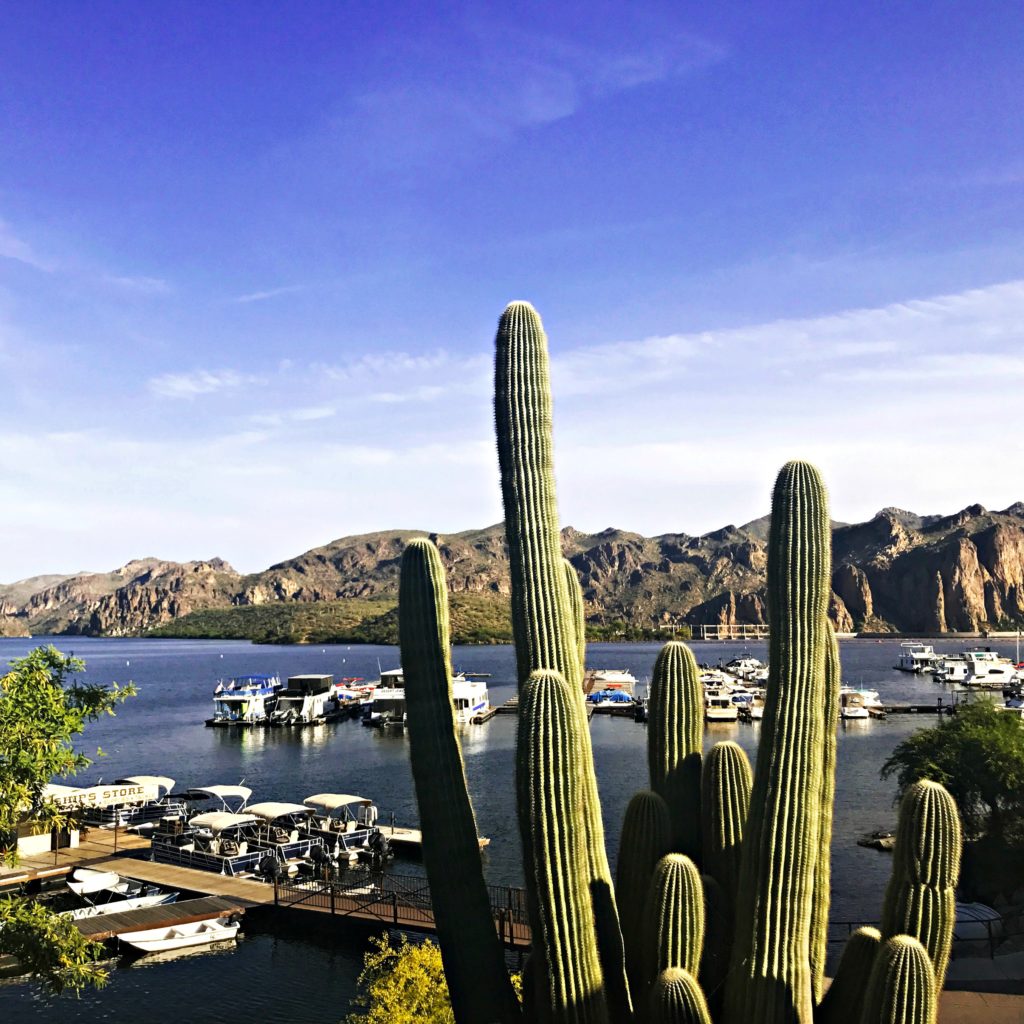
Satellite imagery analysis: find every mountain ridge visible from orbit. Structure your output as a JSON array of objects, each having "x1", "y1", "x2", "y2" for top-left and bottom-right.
[{"x1": 3, "y1": 504, "x2": 1024, "y2": 640}]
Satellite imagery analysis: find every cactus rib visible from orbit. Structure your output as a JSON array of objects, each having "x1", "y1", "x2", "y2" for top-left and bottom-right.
[
  {"x1": 700, "y1": 741, "x2": 752, "y2": 911},
  {"x1": 860, "y1": 935, "x2": 937, "y2": 1024}
]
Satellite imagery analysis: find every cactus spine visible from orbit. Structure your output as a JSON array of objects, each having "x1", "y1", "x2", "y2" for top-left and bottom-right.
[
  {"x1": 725, "y1": 461, "x2": 831, "y2": 1024},
  {"x1": 860, "y1": 935, "x2": 937, "y2": 1024},
  {"x1": 648, "y1": 641, "x2": 704, "y2": 860},
  {"x1": 616, "y1": 791, "x2": 673, "y2": 996},
  {"x1": 815, "y1": 926, "x2": 882, "y2": 1024},
  {"x1": 880, "y1": 780, "x2": 961, "y2": 990},
  {"x1": 700, "y1": 741, "x2": 752, "y2": 910},
  {"x1": 643, "y1": 854, "x2": 705, "y2": 985},
  {"x1": 811, "y1": 624, "x2": 840, "y2": 1003},
  {"x1": 495, "y1": 302, "x2": 627, "y2": 1019},
  {"x1": 651, "y1": 969, "x2": 712, "y2": 1024},
  {"x1": 518, "y1": 668, "x2": 608, "y2": 1023},
  {"x1": 398, "y1": 538, "x2": 521, "y2": 1023}
]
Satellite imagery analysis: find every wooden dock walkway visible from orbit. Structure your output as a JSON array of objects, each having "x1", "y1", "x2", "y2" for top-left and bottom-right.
[{"x1": 75, "y1": 895, "x2": 249, "y2": 941}]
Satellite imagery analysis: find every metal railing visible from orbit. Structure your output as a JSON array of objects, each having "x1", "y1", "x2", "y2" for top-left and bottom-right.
[
  {"x1": 273, "y1": 870, "x2": 531, "y2": 946},
  {"x1": 829, "y1": 917, "x2": 1009, "y2": 961}
]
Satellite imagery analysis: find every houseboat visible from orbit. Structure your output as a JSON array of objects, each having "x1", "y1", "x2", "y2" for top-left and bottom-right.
[
  {"x1": 268, "y1": 675, "x2": 338, "y2": 726},
  {"x1": 207, "y1": 674, "x2": 283, "y2": 726},
  {"x1": 705, "y1": 692, "x2": 740, "y2": 722},
  {"x1": 934, "y1": 650, "x2": 1020, "y2": 687},
  {"x1": 895, "y1": 643, "x2": 939, "y2": 673},
  {"x1": 362, "y1": 668, "x2": 489, "y2": 728}
]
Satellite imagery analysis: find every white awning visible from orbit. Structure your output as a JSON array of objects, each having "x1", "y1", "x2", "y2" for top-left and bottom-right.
[
  {"x1": 303, "y1": 793, "x2": 371, "y2": 811},
  {"x1": 246, "y1": 802, "x2": 314, "y2": 821},
  {"x1": 186, "y1": 785, "x2": 252, "y2": 806},
  {"x1": 188, "y1": 811, "x2": 260, "y2": 831}
]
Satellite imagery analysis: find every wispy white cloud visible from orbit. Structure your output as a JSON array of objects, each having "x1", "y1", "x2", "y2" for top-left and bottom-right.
[
  {"x1": 233, "y1": 284, "x2": 306, "y2": 304},
  {"x1": 148, "y1": 368, "x2": 267, "y2": 399},
  {"x1": 102, "y1": 274, "x2": 171, "y2": 294},
  {"x1": 369, "y1": 385, "x2": 446, "y2": 404},
  {"x1": 0, "y1": 218, "x2": 55, "y2": 272}
]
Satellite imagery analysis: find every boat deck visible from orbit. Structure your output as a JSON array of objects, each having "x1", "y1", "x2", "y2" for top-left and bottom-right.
[{"x1": 74, "y1": 895, "x2": 250, "y2": 941}]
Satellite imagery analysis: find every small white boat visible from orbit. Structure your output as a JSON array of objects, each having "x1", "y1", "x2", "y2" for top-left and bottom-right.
[
  {"x1": 705, "y1": 694, "x2": 739, "y2": 722},
  {"x1": 62, "y1": 869, "x2": 179, "y2": 919},
  {"x1": 119, "y1": 917, "x2": 240, "y2": 953},
  {"x1": 840, "y1": 691, "x2": 870, "y2": 720}
]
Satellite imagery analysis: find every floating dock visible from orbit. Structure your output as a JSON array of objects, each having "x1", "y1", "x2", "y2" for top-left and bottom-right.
[
  {"x1": 380, "y1": 825, "x2": 489, "y2": 852},
  {"x1": 74, "y1": 895, "x2": 249, "y2": 942}
]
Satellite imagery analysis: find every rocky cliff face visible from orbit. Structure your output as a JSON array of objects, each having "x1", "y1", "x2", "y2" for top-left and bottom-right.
[{"x1": 4, "y1": 504, "x2": 1024, "y2": 637}]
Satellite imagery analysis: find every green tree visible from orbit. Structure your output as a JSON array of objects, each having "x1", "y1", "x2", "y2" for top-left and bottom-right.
[
  {"x1": 881, "y1": 701, "x2": 1024, "y2": 840},
  {"x1": 0, "y1": 645, "x2": 134, "y2": 994}
]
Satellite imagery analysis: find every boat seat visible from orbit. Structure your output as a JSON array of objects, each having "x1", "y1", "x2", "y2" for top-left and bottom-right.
[{"x1": 346, "y1": 820, "x2": 358, "y2": 833}]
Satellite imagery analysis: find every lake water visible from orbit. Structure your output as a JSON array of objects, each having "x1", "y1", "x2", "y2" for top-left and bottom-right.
[{"x1": 1, "y1": 635, "x2": 1016, "y2": 1022}]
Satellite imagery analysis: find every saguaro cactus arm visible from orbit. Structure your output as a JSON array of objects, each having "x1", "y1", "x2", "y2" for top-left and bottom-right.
[
  {"x1": 859, "y1": 935, "x2": 937, "y2": 1024},
  {"x1": 815, "y1": 926, "x2": 881, "y2": 1024},
  {"x1": 700, "y1": 741, "x2": 752, "y2": 910},
  {"x1": 399, "y1": 538, "x2": 521, "y2": 1023}
]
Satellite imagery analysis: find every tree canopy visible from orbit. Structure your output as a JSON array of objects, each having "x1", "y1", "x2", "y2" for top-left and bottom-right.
[
  {"x1": 0, "y1": 645, "x2": 134, "y2": 994},
  {"x1": 881, "y1": 701, "x2": 1024, "y2": 839}
]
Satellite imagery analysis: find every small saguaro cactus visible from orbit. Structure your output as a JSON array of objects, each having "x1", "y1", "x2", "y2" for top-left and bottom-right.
[
  {"x1": 643, "y1": 854, "x2": 705, "y2": 985},
  {"x1": 648, "y1": 641, "x2": 704, "y2": 860},
  {"x1": 651, "y1": 968, "x2": 713, "y2": 1024},
  {"x1": 860, "y1": 935, "x2": 937, "y2": 1024},
  {"x1": 881, "y1": 779, "x2": 961, "y2": 990},
  {"x1": 816, "y1": 926, "x2": 882, "y2": 1024},
  {"x1": 700, "y1": 741, "x2": 752, "y2": 910}
]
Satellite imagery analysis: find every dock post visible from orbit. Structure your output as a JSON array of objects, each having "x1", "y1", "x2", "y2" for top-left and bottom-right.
[
  {"x1": 330, "y1": 883, "x2": 336, "y2": 915},
  {"x1": 274, "y1": 877, "x2": 279, "y2": 906},
  {"x1": 392, "y1": 892, "x2": 398, "y2": 925}
]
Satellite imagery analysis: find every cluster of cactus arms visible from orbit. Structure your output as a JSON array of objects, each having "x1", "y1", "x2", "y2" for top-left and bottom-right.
[{"x1": 397, "y1": 301, "x2": 962, "y2": 1024}]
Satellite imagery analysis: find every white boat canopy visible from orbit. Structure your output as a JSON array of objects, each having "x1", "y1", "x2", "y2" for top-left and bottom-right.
[
  {"x1": 246, "y1": 802, "x2": 314, "y2": 821},
  {"x1": 188, "y1": 811, "x2": 260, "y2": 832},
  {"x1": 303, "y1": 793, "x2": 372, "y2": 812},
  {"x1": 116, "y1": 775, "x2": 175, "y2": 797},
  {"x1": 186, "y1": 785, "x2": 253, "y2": 809}
]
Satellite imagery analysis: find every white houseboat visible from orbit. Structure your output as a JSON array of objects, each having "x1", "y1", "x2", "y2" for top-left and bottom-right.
[
  {"x1": 207, "y1": 674, "x2": 283, "y2": 726},
  {"x1": 269, "y1": 675, "x2": 338, "y2": 726},
  {"x1": 895, "y1": 643, "x2": 940, "y2": 673},
  {"x1": 362, "y1": 668, "x2": 489, "y2": 728}
]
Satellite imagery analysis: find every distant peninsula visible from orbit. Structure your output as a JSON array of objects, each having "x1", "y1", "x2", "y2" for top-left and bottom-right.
[{"x1": 3, "y1": 503, "x2": 1024, "y2": 645}]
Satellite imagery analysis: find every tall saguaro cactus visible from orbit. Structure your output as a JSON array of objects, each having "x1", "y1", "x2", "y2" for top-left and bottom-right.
[
  {"x1": 725, "y1": 461, "x2": 831, "y2": 1024},
  {"x1": 495, "y1": 301, "x2": 628, "y2": 1019},
  {"x1": 398, "y1": 539, "x2": 520, "y2": 1023}
]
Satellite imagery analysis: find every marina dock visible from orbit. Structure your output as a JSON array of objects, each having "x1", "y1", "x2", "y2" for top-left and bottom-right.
[
  {"x1": 379, "y1": 824, "x2": 490, "y2": 852},
  {"x1": 74, "y1": 895, "x2": 249, "y2": 942},
  {"x1": 6, "y1": 831, "x2": 527, "y2": 950}
]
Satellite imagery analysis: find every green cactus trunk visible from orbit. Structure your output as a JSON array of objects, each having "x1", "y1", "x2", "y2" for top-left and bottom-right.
[
  {"x1": 700, "y1": 741, "x2": 752, "y2": 910},
  {"x1": 517, "y1": 668, "x2": 608, "y2": 1023},
  {"x1": 648, "y1": 641, "x2": 704, "y2": 860},
  {"x1": 495, "y1": 302, "x2": 628, "y2": 1020},
  {"x1": 615, "y1": 791, "x2": 673, "y2": 997},
  {"x1": 815, "y1": 926, "x2": 881, "y2": 1024},
  {"x1": 650, "y1": 969, "x2": 712, "y2": 1024},
  {"x1": 880, "y1": 780, "x2": 961, "y2": 990},
  {"x1": 810, "y1": 624, "x2": 840, "y2": 1004},
  {"x1": 859, "y1": 935, "x2": 937, "y2": 1024},
  {"x1": 643, "y1": 854, "x2": 705, "y2": 986},
  {"x1": 725, "y1": 461, "x2": 831, "y2": 1024},
  {"x1": 398, "y1": 539, "x2": 521, "y2": 1024},
  {"x1": 563, "y1": 558, "x2": 587, "y2": 681}
]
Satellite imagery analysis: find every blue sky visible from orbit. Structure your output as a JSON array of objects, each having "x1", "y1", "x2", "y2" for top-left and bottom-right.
[{"x1": 2, "y1": 3, "x2": 1024, "y2": 579}]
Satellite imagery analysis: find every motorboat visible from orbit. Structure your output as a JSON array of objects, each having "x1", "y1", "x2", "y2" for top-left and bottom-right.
[
  {"x1": 207, "y1": 674, "x2": 283, "y2": 726},
  {"x1": 724, "y1": 658, "x2": 765, "y2": 681},
  {"x1": 895, "y1": 643, "x2": 939, "y2": 673},
  {"x1": 584, "y1": 668, "x2": 638, "y2": 689},
  {"x1": 245, "y1": 802, "x2": 328, "y2": 874},
  {"x1": 62, "y1": 869, "x2": 178, "y2": 919},
  {"x1": 302, "y1": 793, "x2": 386, "y2": 862},
  {"x1": 119, "y1": 917, "x2": 240, "y2": 953},
  {"x1": 840, "y1": 690, "x2": 870, "y2": 720},
  {"x1": 151, "y1": 810, "x2": 266, "y2": 876},
  {"x1": 961, "y1": 650, "x2": 1019, "y2": 687},
  {"x1": 269, "y1": 675, "x2": 339, "y2": 726}
]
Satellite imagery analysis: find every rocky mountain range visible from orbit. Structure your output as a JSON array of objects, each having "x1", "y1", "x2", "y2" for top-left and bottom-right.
[{"x1": 3, "y1": 502, "x2": 1024, "y2": 639}]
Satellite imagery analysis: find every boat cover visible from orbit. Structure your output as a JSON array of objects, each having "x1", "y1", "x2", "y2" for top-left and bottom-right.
[
  {"x1": 188, "y1": 811, "x2": 260, "y2": 831},
  {"x1": 303, "y1": 793, "x2": 372, "y2": 811},
  {"x1": 117, "y1": 775, "x2": 175, "y2": 796},
  {"x1": 68, "y1": 868, "x2": 121, "y2": 895},
  {"x1": 186, "y1": 785, "x2": 253, "y2": 807},
  {"x1": 246, "y1": 802, "x2": 314, "y2": 821}
]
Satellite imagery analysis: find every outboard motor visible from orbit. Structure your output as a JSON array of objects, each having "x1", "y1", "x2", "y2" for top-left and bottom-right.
[{"x1": 258, "y1": 854, "x2": 282, "y2": 882}]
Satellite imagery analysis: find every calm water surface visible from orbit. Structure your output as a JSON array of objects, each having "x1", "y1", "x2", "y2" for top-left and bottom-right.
[{"x1": 1, "y1": 636, "x2": 1014, "y2": 1022}]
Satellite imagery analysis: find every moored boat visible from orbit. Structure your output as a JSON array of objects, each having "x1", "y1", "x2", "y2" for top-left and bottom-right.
[
  {"x1": 895, "y1": 643, "x2": 939, "y2": 673},
  {"x1": 207, "y1": 674, "x2": 283, "y2": 726},
  {"x1": 119, "y1": 917, "x2": 240, "y2": 953}
]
